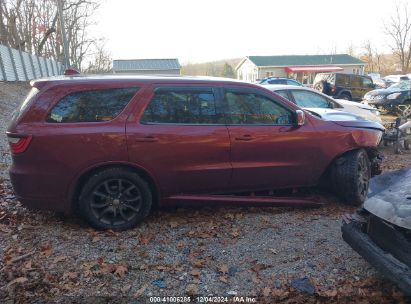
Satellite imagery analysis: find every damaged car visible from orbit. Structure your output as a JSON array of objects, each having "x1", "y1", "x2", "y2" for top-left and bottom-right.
[
  {"x1": 342, "y1": 168, "x2": 411, "y2": 296},
  {"x1": 7, "y1": 74, "x2": 384, "y2": 230}
]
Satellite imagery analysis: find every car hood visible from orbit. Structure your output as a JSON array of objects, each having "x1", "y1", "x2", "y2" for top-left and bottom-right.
[
  {"x1": 365, "y1": 88, "x2": 401, "y2": 97},
  {"x1": 364, "y1": 168, "x2": 411, "y2": 230},
  {"x1": 304, "y1": 108, "x2": 384, "y2": 131},
  {"x1": 335, "y1": 99, "x2": 375, "y2": 110}
]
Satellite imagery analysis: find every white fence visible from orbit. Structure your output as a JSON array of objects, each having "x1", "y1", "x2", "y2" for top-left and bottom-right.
[{"x1": 0, "y1": 44, "x2": 64, "y2": 81}]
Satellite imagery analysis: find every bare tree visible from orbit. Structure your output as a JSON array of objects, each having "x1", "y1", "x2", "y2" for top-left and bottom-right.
[
  {"x1": 0, "y1": 0, "x2": 105, "y2": 70},
  {"x1": 84, "y1": 40, "x2": 112, "y2": 73},
  {"x1": 384, "y1": 1, "x2": 411, "y2": 73}
]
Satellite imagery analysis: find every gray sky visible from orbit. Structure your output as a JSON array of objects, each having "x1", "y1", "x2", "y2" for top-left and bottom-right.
[{"x1": 94, "y1": 0, "x2": 397, "y2": 63}]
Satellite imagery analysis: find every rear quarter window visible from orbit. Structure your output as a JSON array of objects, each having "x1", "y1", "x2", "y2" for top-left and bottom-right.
[{"x1": 47, "y1": 87, "x2": 139, "y2": 123}]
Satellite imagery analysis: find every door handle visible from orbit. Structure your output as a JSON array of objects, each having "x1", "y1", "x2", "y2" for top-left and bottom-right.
[
  {"x1": 135, "y1": 136, "x2": 158, "y2": 142},
  {"x1": 234, "y1": 134, "x2": 254, "y2": 141}
]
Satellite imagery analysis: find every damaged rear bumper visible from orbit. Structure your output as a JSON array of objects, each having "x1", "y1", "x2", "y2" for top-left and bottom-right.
[{"x1": 341, "y1": 220, "x2": 411, "y2": 296}]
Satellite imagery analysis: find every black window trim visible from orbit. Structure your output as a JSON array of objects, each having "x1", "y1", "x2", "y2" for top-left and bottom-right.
[
  {"x1": 220, "y1": 86, "x2": 296, "y2": 126},
  {"x1": 140, "y1": 86, "x2": 226, "y2": 126},
  {"x1": 46, "y1": 86, "x2": 140, "y2": 124}
]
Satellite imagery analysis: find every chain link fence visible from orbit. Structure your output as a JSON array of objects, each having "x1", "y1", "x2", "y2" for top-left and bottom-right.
[{"x1": 0, "y1": 44, "x2": 64, "y2": 81}]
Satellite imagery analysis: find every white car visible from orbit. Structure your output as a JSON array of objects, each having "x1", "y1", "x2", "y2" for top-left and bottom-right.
[{"x1": 260, "y1": 84, "x2": 382, "y2": 123}]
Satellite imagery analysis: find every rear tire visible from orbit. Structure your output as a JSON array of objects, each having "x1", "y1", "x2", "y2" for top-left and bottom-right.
[
  {"x1": 331, "y1": 149, "x2": 371, "y2": 206},
  {"x1": 78, "y1": 167, "x2": 152, "y2": 231},
  {"x1": 339, "y1": 93, "x2": 351, "y2": 101}
]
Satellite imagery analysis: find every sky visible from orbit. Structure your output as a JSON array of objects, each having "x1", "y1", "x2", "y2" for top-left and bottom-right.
[{"x1": 94, "y1": 0, "x2": 397, "y2": 64}]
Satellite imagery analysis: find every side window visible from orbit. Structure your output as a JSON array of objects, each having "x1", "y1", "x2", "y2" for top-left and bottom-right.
[
  {"x1": 141, "y1": 88, "x2": 221, "y2": 124},
  {"x1": 224, "y1": 90, "x2": 293, "y2": 125},
  {"x1": 362, "y1": 77, "x2": 373, "y2": 88},
  {"x1": 274, "y1": 90, "x2": 291, "y2": 101},
  {"x1": 47, "y1": 87, "x2": 139, "y2": 123},
  {"x1": 335, "y1": 75, "x2": 349, "y2": 86},
  {"x1": 268, "y1": 79, "x2": 287, "y2": 85},
  {"x1": 287, "y1": 79, "x2": 300, "y2": 86},
  {"x1": 351, "y1": 76, "x2": 362, "y2": 87},
  {"x1": 291, "y1": 90, "x2": 331, "y2": 108}
]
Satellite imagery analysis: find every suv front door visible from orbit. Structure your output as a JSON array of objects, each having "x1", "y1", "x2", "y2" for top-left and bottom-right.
[
  {"x1": 126, "y1": 85, "x2": 232, "y2": 196},
  {"x1": 222, "y1": 87, "x2": 323, "y2": 191}
]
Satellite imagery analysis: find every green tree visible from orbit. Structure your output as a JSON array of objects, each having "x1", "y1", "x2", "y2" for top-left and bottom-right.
[{"x1": 221, "y1": 62, "x2": 235, "y2": 78}]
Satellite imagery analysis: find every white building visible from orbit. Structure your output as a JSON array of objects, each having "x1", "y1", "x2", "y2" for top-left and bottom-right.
[{"x1": 236, "y1": 54, "x2": 366, "y2": 84}]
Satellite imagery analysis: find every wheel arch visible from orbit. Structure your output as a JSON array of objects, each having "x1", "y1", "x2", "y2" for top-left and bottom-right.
[
  {"x1": 318, "y1": 147, "x2": 377, "y2": 185},
  {"x1": 338, "y1": 90, "x2": 352, "y2": 99},
  {"x1": 69, "y1": 162, "x2": 160, "y2": 212}
]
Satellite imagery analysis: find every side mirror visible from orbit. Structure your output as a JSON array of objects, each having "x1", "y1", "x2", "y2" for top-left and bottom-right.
[{"x1": 296, "y1": 110, "x2": 305, "y2": 126}]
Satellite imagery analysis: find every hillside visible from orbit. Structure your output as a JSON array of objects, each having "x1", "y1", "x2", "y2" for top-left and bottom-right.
[{"x1": 181, "y1": 58, "x2": 242, "y2": 77}]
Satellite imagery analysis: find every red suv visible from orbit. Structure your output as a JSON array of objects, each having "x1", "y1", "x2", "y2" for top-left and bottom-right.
[{"x1": 7, "y1": 75, "x2": 384, "y2": 230}]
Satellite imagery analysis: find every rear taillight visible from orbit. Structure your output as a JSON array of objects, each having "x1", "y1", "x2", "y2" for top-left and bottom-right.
[
  {"x1": 331, "y1": 85, "x2": 336, "y2": 93},
  {"x1": 7, "y1": 135, "x2": 32, "y2": 154}
]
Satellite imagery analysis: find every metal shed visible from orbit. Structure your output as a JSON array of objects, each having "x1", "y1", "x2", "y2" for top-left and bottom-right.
[{"x1": 112, "y1": 58, "x2": 181, "y2": 75}]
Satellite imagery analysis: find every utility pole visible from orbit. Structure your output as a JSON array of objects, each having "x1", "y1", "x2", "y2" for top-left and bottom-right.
[{"x1": 56, "y1": 0, "x2": 70, "y2": 68}]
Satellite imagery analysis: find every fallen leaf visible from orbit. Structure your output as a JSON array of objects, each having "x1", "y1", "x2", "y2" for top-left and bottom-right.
[
  {"x1": 114, "y1": 265, "x2": 128, "y2": 277},
  {"x1": 322, "y1": 289, "x2": 338, "y2": 297},
  {"x1": 121, "y1": 284, "x2": 131, "y2": 293},
  {"x1": 139, "y1": 235, "x2": 153, "y2": 245},
  {"x1": 191, "y1": 269, "x2": 201, "y2": 278},
  {"x1": 251, "y1": 263, "x2": 268, "y2": 273},
  {"x1": 92, "y1": 236, "x2": 101, "y2": 243},
  {"x1": 230, "y1": 228, "x2": 240, "y2": 238},
  {"x1": 193, "y1": 259, "x2": 206, "y2": 268},
  {"x1": 176, "y1": 242, "x2": 184, "y2": 251},
  {"x1": 53, "y1": 256, "x2": 67, "y2": 263},
  {"x1": 100, "y1": 264, "x2": 116, "y2": 274},
  {"x1": 40, "y1": 242, "x2": 53, "y2": 257},
  {"x1": 134, "y1": 283, "x2": 149, "y2": 297},
  {"x1": 219, "y1": 276, "x2": 228, "y2": 283},
  {"x1": 8, "y1": 277, "x2": 28, "y2": 286},
  {"x1": 170, "y1": 221, "x2": 179, "y2": 228},
  {"x1": 62, "y1": 272, "x2": 78, "y2": 280},
  {"x1": 156, "y1": 265, "x2": 169, "y2": 271},
  {"x1": 219, "y1": 264, "x2": 229, "y2": 274},
  {"x1": 262, "y1": 287, "x2": 271, "y2": 297}
]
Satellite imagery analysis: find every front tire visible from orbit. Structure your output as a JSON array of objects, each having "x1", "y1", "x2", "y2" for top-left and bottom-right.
[
  {"x1": 78, "y1": 167, "x2": 152, "y2": 230},
  {"x1": 331, "y1": 149, "x2": 371, "y2": 206}
]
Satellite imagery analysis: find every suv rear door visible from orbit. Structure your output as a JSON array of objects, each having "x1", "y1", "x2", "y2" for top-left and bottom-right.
[
  {"x1": 349, "y1": 75, "x2": 363, "y2": 100},
  {"x1": 126, "y1": 84, "x2": 232, "y2": 196},
  {"x1": 221, "y1": 86, "x2": 323, "y2": 191}
]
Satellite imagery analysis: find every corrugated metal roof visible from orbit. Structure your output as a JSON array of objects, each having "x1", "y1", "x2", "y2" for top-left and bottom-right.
[
  {"x1": 247, "y1": 54, "x2": 365, "y2": 67},
  {"x1": 112, "y1": 59, "x2": 181, "y2": 71}
]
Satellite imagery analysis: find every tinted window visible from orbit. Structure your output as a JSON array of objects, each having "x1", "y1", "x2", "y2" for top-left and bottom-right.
[
  {"x1": 286, "y1": 79, "x2": 301, "y2": 86},
  {"x1": 291, "y1": 90, "x2": 332, "y2": 108},
  {"x1": 47, "y1": 88, "x2": 138, "y2": 123},
  {"x1": 351, "y1": 75, "x2": 362, "y2": 87},
  {"x1": 268, "y1": 79, "x2": 287, "y2": 84},
  {"x1": 362, "y1": 77, "x2": 373, "y2": 87},
  {"x1": 224, "y1": 91, "x2": 293, "y2": 125},
  {"x1": 141, "y1": 88, "x2": 221, "y2": 124},
  {"x1": 274, "y1": 90, "x2": 291, "y2": 100},
  {"x1": 335, "y1": 74, "x2": 350, "y2": 86}
]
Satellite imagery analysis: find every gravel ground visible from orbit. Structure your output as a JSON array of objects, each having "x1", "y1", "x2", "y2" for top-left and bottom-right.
[{"x1": 0, "y1": 82, "x2": 410, "y2": 303}]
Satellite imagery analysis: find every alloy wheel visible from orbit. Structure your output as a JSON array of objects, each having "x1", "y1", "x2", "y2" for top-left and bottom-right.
[{"x1": 89, "y1": 178, "x2": 142, "y2": 226}]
